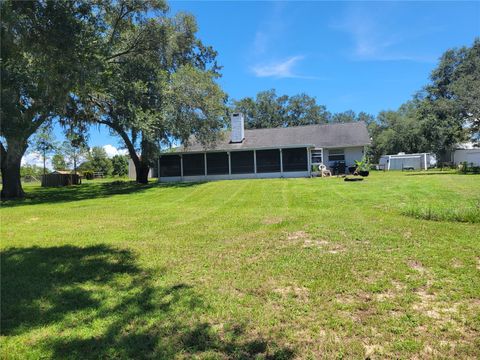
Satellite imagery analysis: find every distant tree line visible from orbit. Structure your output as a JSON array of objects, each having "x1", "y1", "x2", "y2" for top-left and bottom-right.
[{"x1": 231, "y1": 90, "x2": 374, "y2": 129}]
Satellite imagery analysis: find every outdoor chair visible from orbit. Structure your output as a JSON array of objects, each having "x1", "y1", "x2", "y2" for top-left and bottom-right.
[{"x1": 319, "y1": 164, "x2": 331, "y2": 177}]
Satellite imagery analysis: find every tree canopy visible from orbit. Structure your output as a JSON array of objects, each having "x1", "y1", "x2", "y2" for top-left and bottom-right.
[
  {"x1": 1, "y1": 0, "x2": 99, "y2": 197},
  {"x1": 232, "y1": 90, "x2": 330, "y2": 129},
  {"x1": 111, "y1": 155, "x2": 129, "y2": 177},
  {"x1": 76, "y1": 1, "x2": 227, "y2": 183},
  {"x1": 1, "y1": 0, "x2": 227, "y2": 197},
  {"x1": 80, "y1": 147, "x2": 113, "y2": 176}
]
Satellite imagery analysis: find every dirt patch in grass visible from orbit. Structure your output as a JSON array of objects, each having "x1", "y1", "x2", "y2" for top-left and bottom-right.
[
  {"x1": 300, "y1": 238, "x2": 346, "y2": 254},
  {"x1": 413, "y1": 287, "x2": 440, "y2": 319},
  {"x1": 364, "y1": 343, "x2": 384, "y2": 358},
  {"x1": 302, "y1": 239, "x2": 329, "y2": 248},
  {"x1": 451, "y1": 258, "x2": 463, "y2": 269},
  {"x1": 326, "y1": 245, "x2": 346, "y2": 254},
  {"x1": 408, "y1": 260, "x2": 426, "y2": 273},
  {"x1": 273, "y1": 286, "x2": 309, "y2": 301},
  {"x1": 287, "y1": 231, "x2": 309, "y2": 241},
  {"x1": 263, "y1": 217, "x2": 285, "y2": 225},
  {"x1": 375, "y1": 281, "x2": 405, "y2": 301}
]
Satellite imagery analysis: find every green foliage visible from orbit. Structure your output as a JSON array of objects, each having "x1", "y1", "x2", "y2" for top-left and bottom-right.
[
  {"x1": 422, "y1": 38, "x2": 480, "y2": 144},
  {"x1": 19, "y1": 165, "x2": 43, "y2": 178},
  {"x1": 367, "y1": 101, "x2": 428, "y2": 162},
  {"x1": 354, "y1": 156, "x2": 370, "y2": 172},
  {"x1": 232, "y1": 89, "x2": 331, "y2": 129},
  {"x1": 61, "y1": 134, "x2": 89, "y2": 173},
  {"x1": 52, "y1": 154, "x2": 67, "y2": 171},
  {"x1": 82, "y1": 147, "x2": 112, "y2": 176},
  {"x1": 402, "y1": 202, "x2": 480, "y2": 223},
  {"x1": 82, "y1": 170, "x2": 94, "y2": 180},
  {"x1": 0, "y1": 0, "x2": 101, "y2": 197},
  {"x1": 458, "y1": 161, "x2": 480, "y2": 174},
  {"x1": 72, "y1": 2, "x2": 227, "y2": 183},
  {"x1": 30, "y1": 125, "x2": 57, "y2": 174},
  {"x1": 111, "y1": 155, "x2": 129, "y2": 177},
  {"x1": 331, "y1": 110, "x2": 375, "y2": 124}
]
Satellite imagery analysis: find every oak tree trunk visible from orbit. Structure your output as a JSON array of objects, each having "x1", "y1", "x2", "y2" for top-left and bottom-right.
[
  {"x1": 1, "y1": 137, "x2": 28, "y2": 199},
  {"x1": 136, "y1": 163, "x2": 150, "y2": 184}
]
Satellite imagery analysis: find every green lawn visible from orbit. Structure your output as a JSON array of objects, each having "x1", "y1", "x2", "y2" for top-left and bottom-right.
[{"x1": 1, "y1": 172, "x2": 479, "y2": 359}]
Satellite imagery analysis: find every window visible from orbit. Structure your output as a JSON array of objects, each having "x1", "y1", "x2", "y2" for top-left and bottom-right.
[
  {"x1": 282, "y1": 148, "x2": 308, "y2": 172},
  {"x1": 206, "y1": 152, "x2": 229, "y2": 175},
  {"x1": 328, "y1": 149, "x2": 345, "y2": 162},
  {"x1": 311, "y1": 149, "x2": 323, "y2": 164},
  {"x1": 256, "y1": 149, "x2": 281, "y2": 173},
  {"x1": 231, "y1": 151, "x2": 254, "y2": 174},
  {"x1": 159, "y1": 155, "x2": 181, "y2": 177},
  {"x1": 183, "y1": 154, "x2": 205, "y2": 176}
]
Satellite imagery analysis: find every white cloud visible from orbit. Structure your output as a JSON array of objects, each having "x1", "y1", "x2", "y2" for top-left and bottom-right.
[
  {"x1": 252, "y1": 56, "x2": 303, "y2": 78},
  {"x1": 251, "y1": 56, "x2": 320, "y2": 79},
  {"x1": 22, "y1": 151, "x2": 52, "y2": 170},
  {"x1": 103, "y1": 144, "x2": 128, "y2": 158}
]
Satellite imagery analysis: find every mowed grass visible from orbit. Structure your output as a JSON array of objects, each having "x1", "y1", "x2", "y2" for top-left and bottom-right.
[{"x1": 1, "y1": 171, "x2": 479, "y2": 359}]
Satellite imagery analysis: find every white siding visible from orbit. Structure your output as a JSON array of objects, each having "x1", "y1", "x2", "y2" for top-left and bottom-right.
[
  {"x1": 453, "y1": 149, "x2": 480, "y2": 166},
  {"x1": 345, "y1": 147, "x2": 365, "y2": 167},
  {"x1": 323, "y1": 146, "x2": 364, "y2": 169}
]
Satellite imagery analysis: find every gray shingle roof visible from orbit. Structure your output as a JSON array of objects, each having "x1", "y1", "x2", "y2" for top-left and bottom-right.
[{"x1": 175, "y1": 121, "x2": 370, "y2": 153}]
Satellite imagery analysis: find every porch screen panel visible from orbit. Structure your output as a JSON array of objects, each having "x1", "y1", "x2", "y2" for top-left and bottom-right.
[
  {"x1": 256, "y1": 149, "x2": 281, "y2": 173},
  {"x1": 282, "y1": 148, "x2": 308, "y2": 172},
  {"x1": 183, "y1": 154, "x2": 205, "y2": 176},
  {"x1": 206, "y1": 152, "x2": 229, "y2": 175},
  {"x1": 159, "y1": 155, "x2": 181, "y2": 177},
  {"x1": 231, "y1": 151, "x2": 254, "y2": 174}
]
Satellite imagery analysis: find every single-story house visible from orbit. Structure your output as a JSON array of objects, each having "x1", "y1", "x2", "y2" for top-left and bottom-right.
[
  {"x1": 157, "y1": 113, "x2": 370, "y2": 182},
  {"x1": 379, "y1": 153, "x2": 436, "y2": 171}
]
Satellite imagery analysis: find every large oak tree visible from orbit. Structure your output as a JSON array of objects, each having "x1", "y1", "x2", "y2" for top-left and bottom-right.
[
  {"x1": 67, "y1": 0, "x2": 226, "y2": 183},
  {"x1": 1, "y1": 0, "x2": 99, "y2": 198},
  {"x1": 1, "y1": 0, "x2": 226, "y2": 196}
]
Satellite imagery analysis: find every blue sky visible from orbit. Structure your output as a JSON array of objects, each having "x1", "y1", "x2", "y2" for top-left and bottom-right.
[{"x1": 51, "y1": 0, "x2": 480, "y2": 153}]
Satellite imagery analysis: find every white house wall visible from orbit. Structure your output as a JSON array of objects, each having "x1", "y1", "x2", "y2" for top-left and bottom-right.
[
  {"x1": 453, "y1": 149, "x2": 480, "y2": 166},
  {"x1": 344, "y1": 147, "x2": 365, "y2": 166},
  {"x1": 323, "y1": 146, "x2": 364, "y2": 168}
]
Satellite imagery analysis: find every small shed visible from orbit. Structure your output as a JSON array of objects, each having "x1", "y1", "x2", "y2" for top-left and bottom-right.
[{"x1": 41, "y1": 170, "x2": 81, "y2": 187}]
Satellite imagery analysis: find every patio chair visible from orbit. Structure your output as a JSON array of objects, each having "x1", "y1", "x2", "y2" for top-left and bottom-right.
[{"x1": 319, "y1": 164, "x2": 331, "y2": 177}]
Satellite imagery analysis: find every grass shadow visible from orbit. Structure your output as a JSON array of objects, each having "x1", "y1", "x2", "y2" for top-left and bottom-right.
[
  {"x1": 1, "y1": 180, "x2": 204, "y2": 208},
  {"x1": 1, "y1": 245, "x2": 294, "y2": 359}
]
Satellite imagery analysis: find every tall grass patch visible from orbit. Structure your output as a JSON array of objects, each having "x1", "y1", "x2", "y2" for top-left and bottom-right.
[{"x1": 402, "y1": 202, "x2": 480, "y2": 223}]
